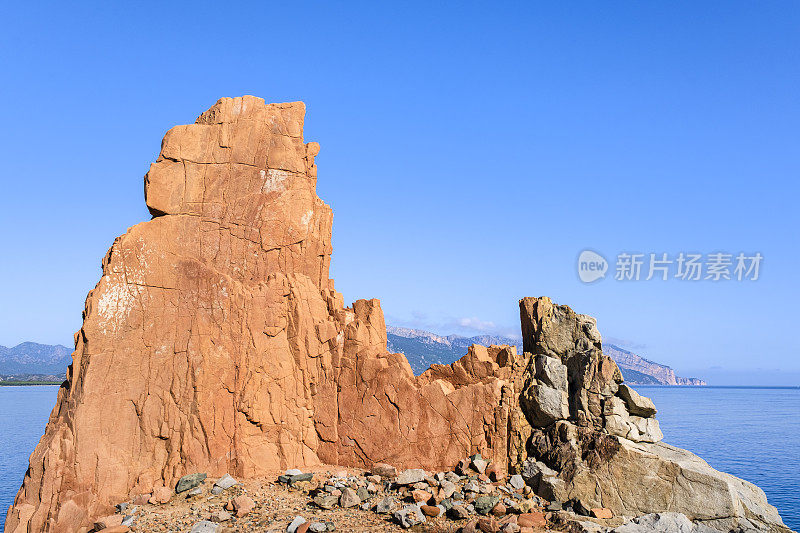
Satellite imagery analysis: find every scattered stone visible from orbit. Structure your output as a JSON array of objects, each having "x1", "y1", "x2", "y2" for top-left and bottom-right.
[
  {"x1": 449, "y1": 504, "x2": 470, "y2": 519},
  {"x1": 189, "y1": 521, "x2": 220, "y2": 533},
  {"x1": 420, "y1": 504, "x2": 440, "y2": 517},
  {"x1": 210, "y1": 510, "x2": 231, "y2": 522},
  {"x1": 371, "y1": 463, "x2": 397, "y2": 478},
  {"x1": 396, "y1": 469, "x2": 426, "y2": 485},
  {"x1": 338, "y1": 487, "x2": 360, "y2": 508},
  {"x1": 546, "y1": 500, "x2": 562, "y2": 511},
  {"x1": 232, "y1": 494, "x2": 255, "y2": 517},
  {"x1": 509, "y1": 474, "x2": 525, "y2": 490},
  {"x1": 394, "y1": 504, "x2": 426, "y2": 528},
  {"x1": 474, "y1": 495, "x2": 500, "y2": 515},
  {"x1": 471, "y1": 455, "x2": 488, "y2": 474},
  {"x1": 464, "y1": 480, "x2": 481, "y2": 493},
  {"x1": 186, "y1": 486, "x2": 203, "y2": 497},
  {"x1": 517, "y1": 512, "x2": 546, "y2": 528},
  {"x1": 280, "y1": 472, "x2": 314, "y2": 484},
  {"x1": 115, "y1": 502, "x2": 128, "y2": 513},
  {"x1": 313, "y1": 493, "x2": 338, "y2": 510},
  {"x1": 478, "y1": 517, "x2": 499, "y2": 533},
  {"x1": 490, "y1": 502, "x2": 506, "y2": 516},
  {"x1": 411, "y1": 489, "x2": 432, "y2": 503},
  {"x1": 486, "y1": 463, "x2": 505, "y2": 482},
  {"x1": 176, "y1": 473, "x2": 207, "y2": 494},
  {"x1": 286, "y1": 516, "x2": 307, "y2": 533},
  {"x1": 356, "y1": 486, "x2": 370, "y2": 501},
  {"x1": 375, "y1": 496, "x2": 397, "y2": 514},
  {"x1": 308, "y1": 523, "x2": 327, "y2": 533},
  {"x1": 213, "y1": 474, "x2": 238, "y2": 490}
]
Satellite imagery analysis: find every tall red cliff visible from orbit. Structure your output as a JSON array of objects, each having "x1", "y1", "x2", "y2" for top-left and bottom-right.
[{"x1": 5, "y1": 97, "x2": 512, "y2": 533}]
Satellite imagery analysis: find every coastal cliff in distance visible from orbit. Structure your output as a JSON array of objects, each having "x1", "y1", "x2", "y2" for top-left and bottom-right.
[
  {"x1": 604, "y1": 344, "x2": 706, "y2": 386},
  {"x1": 5, "y1": 97, "x2": 785, "y2": 533},
  {"x1": 387, "y1": 326, "x2": 707, "y2": 385}
]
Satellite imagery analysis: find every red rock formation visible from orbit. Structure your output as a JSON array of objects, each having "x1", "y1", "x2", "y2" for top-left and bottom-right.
[
  {"x1": 6, "y1": 96, "x2": 788, "y2": 533},
  {"x1": 4, "y1": 97, "x2": 513, "y2": 533}
]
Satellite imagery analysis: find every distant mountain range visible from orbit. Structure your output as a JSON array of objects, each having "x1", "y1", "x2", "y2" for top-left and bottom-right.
[
  {"x1": 0, "y1": 334, "x2": 705, "y2": 386},
  {"x1": 386, "y1": 326, "x2": 706, "y2": 385},
  {"x1": 0, "y1": 342, "x2": 71, "y2": 376}
]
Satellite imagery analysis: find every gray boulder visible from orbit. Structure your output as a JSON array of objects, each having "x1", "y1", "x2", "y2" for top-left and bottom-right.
[
  {"x1": 394, "y1": 504, "x2": 426, "y2": 528},
  {"x1": 213, "y1": 474, "x2": 238, "y2": 490},
  {"x1": 396, "y1": 469, "x2": 426, "y2": 485},
  {"x1": 176, "y1": 473, "x2": 206, "y2": 494},
  {"x1": 338, "y1": 487, "x2": 360, "y2": 508},
  {"x1": 375, "y1": 496, "x2": 397, "y2": 514}
]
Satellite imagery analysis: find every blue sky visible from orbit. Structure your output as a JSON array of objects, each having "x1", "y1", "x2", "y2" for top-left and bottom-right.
[{"x1": 1, "y1": 2, "x2": 798, "y2": 384}]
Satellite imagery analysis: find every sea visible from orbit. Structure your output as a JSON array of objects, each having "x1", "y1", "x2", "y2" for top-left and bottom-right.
[{"x1": 0, "y1": 386, "x2": 798, "y2": 531}]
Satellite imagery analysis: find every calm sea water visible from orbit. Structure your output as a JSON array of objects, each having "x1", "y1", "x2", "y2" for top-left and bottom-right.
[{"x1": 0, "y1": 386, "x2": 797, "y2": 530}]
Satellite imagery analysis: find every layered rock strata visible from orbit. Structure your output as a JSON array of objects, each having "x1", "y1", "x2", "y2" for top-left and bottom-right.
[{"x1": 5, "y1": 97, "x2": 789, "y2": 533}]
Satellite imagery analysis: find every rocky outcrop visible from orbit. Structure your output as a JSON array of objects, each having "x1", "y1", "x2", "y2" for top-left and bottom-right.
[
  {"x1": 4, "y1": 97, "x2": 513, "y2": 533},
  {"x1": 5, "y1": 97, "x2": 788, "y2": 533},
  {"x1": 514, "y1": 297, "x2": 789, "y2": 532}
]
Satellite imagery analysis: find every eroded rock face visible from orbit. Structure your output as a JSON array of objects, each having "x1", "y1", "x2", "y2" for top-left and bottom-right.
[{"x1": 4, "y1": 97, "x2": 513, "y2": 533}]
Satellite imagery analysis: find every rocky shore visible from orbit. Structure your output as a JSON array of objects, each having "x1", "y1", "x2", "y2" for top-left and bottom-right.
[
  {"x1": 5, "y1": 97, "x2": 791, "y2": 533},
  {"x1": 77, "y1": 458, "x2": 728, "y2": 533}
]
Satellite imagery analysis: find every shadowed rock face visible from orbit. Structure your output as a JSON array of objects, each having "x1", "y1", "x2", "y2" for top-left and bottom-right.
[{"x1": 5, "y1": 97, "x2": 789, "y2": 533}]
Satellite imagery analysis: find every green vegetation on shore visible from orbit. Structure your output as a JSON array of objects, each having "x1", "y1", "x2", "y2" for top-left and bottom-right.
[{"x1": 0, "y1": 381, "x2": 62, "y2": 386}]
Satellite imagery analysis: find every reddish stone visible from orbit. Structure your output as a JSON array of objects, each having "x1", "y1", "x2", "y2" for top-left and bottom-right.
[
  {"x1": 517, "y1": 512, "x2": 546, "y2": 528},
  {"x1": 591, "y1": 507, "x2": 613, "y2": 519},
  {"x1": 420, "y1": 505, "x2": 440, "y2": 517}
]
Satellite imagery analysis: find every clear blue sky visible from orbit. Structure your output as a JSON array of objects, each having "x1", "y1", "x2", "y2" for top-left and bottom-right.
[{"x1": 1, "y1": 2, "x2": 798, "y2": 384}]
